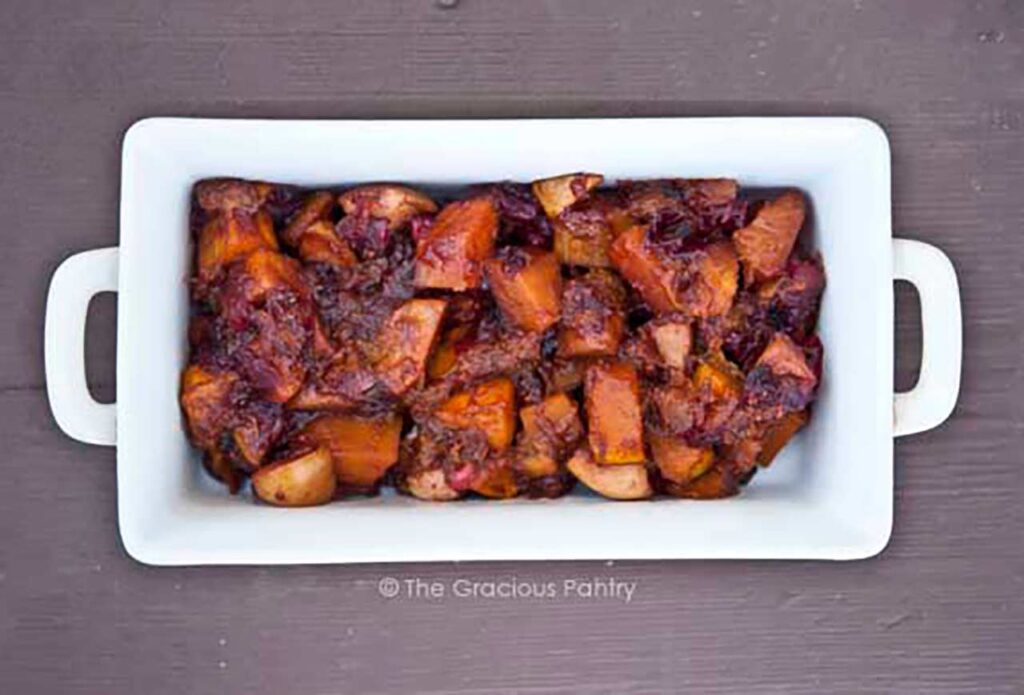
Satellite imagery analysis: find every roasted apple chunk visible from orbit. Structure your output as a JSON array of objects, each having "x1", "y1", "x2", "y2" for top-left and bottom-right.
[
  {"x1": 251, "y1": 446, "x2": 336, "y2": 507},
  {"x1": 301, "y1": 414, "x2": 402, "y2": 490},
  {"x1": 372, "y1": 298, "x2": 448, "y2": 396},
  {"x1": 338, "y1": 184, "x2": 437, "y2": 230},
  {"x1": 414, "y1": 197, "x2": 498, "y2": 291},
  {"x1": 558, "y1": 270, "x2": 626, "y2": 357},
  {"x1": 584, "y1": 361, "x2": 645, "y2": 464},
  {"x1": 532, "y1": 172, "x2": 603, "y2": 219},
  {"x1": 436, "y1": 377, "x2": 517, "y2": 451},
  {"x1": 649, "y1": 318, "x2": 692, "y2": 369},
  {"x1": 567, "y1": 446, "x2": 651, "y2": 500},
  {"x1": 484, "y1": 247, "x2": 562, "y2": 332},
  {"x1": 733, "y1": 190, "x2": 806, "y2": 284}
]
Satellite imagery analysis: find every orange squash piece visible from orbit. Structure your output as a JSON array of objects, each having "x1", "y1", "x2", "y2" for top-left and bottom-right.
[
  {"x1": 649, "y1": 433, "x2": 715, "y2": 485},
  {"x1": 517, "y1": 393, "x2": 582, "y2": 478},
  {"x1": 414, "y1": 197, "x2": 498, "y2": 290},
  {"x1": 301, "y1": 414, "x2": 403, "y2": 488},
  {"x1": 372, "y1": 299, "x2": 448, "y2": 395},
  {"x1": 436, "y1": 378, "x2": 517, "y2": 451},
  {"x1": 758, "y1": 410, "x2": 809, "y2": 467},
  {"x1": 608, "y1": 225, "x2": 681, "y2": 313},
  {"x1": 584, "y1": 361, "x2": 645, "y2": 464},
  {"x1": 557, "y1": 270, "x2": 626, "y2": 357},
  {"x1": 484, "y1": 247, "x2": 562, "y2": 332},
  {"x1": 338, "y1": 184, "x2": 437, "y2": 229},
  {"x1": 196, "y1": 209, "x2": 278, "y2": 281}
]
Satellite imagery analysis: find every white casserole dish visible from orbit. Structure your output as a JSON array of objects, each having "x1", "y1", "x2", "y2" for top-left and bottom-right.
[{"x1": 44, "y1": 117, "x2": 961, "y2": 565}]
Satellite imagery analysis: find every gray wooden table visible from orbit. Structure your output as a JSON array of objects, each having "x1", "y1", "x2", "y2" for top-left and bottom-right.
[{"x1": 2, "y1": 1, "x2": 1022, "y2": 693}]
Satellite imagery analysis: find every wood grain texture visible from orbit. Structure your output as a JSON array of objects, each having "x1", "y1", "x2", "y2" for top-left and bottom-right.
[{"x1": 1, "y1": 0, "x2": 1023, "y2": 693}]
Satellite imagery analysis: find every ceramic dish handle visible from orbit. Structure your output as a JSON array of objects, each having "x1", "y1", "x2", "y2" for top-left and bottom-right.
[
  {"x1": 892, "y1": 238, "x2": 962, "y2": 437},
  {"x1": 45, "y1": 247, "x2": 119, "y2": 446}
]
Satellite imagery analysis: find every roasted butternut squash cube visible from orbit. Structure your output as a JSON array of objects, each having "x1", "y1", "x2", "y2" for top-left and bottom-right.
[
  {"x1": 758, "y1": 410, "x2": 809, "y2": 467},
  {"x1": 436, "y1": 377, "x2": 517, "y2": 451},
  {"x1": 694, "y1": 352, "x2": 744, "y2": 401},
  {"x1": 484, "y1": 247, "x2": 562, "y2": 332},
  {"x1": 532, "y1": 172, "x2": 604, "y2": 219},
  {"x1": 663, "y1": 466, "x2": 739, "y2": 500},
  {"x1": 567, "y1": 446, "x2": 651, "y2": 500},
  {"x1": 649, "y1": 433, "x2": 715, "y2": 484},
  {"x1": 372, "y1": 299, "x2": 447, "y2": 395},
  {"x1": 649, "y1": 319, "x2": 692, "y2": 369},
  {"x1": 251, "y1": 446, "x2": 336, "y2": 507},
  {"x1": 301, "y1": 414, "x2": 402, "y2": 488},
  {"x1": 553, "y1": 199, "x2": 616, "y2": 267},
  {"x1": 338, "y1": 184, "x2": 437, "y2": 230},
  {"x1": 196, "y1": 209, "x2": 278, "y2": 281},
  {"x1": 414, "y1": 197, "x2": 498, "y2": 290},
  {"x1": 677, "y1": 241, "x2": 739, "y2": 317},
  {"x1": 180, "y1": 365, "x2": 239, "y2": 450},
  {"x1": 608, "y1": 225, "x2": 681, "y2": 313},
  {"x1": 584, "y1": 361, "x2": 645, "y2": 464},
  {"x1": 733, "y1": 190, "x2": 805, "y2": 284},
  {"x1": 558, "y1": 270, "x2": 626, "y2": 357},
  {"x1": 470, "y1": 460, "x2": 521, "y2": 499},
  {"x1": 517, "y1": 393, "x2": 583, "y2": 478}
]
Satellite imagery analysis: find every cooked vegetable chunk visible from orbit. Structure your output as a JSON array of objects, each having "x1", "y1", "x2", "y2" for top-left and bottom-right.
[
  {"x1": 649, "y1": 434, "x2": 715, "y2": 485},
  {"x1": 608, "y1": 225, "x2": 681, "y2": 313},
  {"x1": 558, "y1": 270, "x2": 626, "y2": 357},
  {"x1": 532, "y1": 172, "x2": 603, "y2": 219},
  {"x1": 516, "y1": 393, "x2": 583, "y2": 478},
  {"x1": 372, "y1": 299, "x2": 447, "y2": 395},
  {"x1": 251, "y1": 446, "x2": 336, "y2": 507},
  {"x1": 584, "y1": 361, "x2": 645, "y2": 464},
  {"x1": 733, "y1": 190, "x2": 805, "y2": 284},
  {"x1": 338, "y1": 184, "x2": 437, "y2": 230},
  {"x1": 196, "y1": 208, "x2": 278, "y2": 282},
  {"x1": 758, "y1": 410, "x2": 809, "y2": 467},
  {"x1": 405, "y1": 468, "x2": 462, "y2": 502},
  {"x1": 414, "y1": 197, "x2": 498, "y2": 290},
  {"x1": 301, "y1": 414, "x2": 402, "y2": 489},
  {"x1": 755, "y1": 332, "x2": 817, "y2": 383},
  {"x1": 677, "y1": 241, "x2": 739, "y2": 318},
  {"x1": 436, "y1": 378, "x2": 517, "y2": 451},
  {"x1": 567, "y1": 446, "x2": 651, "y2": 500},
  {"x1": 470, "y1": 459, "x2": 522, "y2": 499},
  {"x1": 663, "y1": 466, "x2": 739, "y2": 500},
  {"x1": 180, "y1": 365, "x2": 239, "y2": 449},
  {"x1": 484, "y1": 247, "x2": 562, "y2": 332},
  {"x1": 552, "y1": 195, "x2": 630, "y2": 267},
  {"x1": 649, "y1": 319, "x2": 692, "y2": 369}
]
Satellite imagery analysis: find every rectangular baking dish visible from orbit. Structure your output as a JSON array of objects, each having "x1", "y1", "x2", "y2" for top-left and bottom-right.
[{"x1": 44, "y1": 117, "x2": 961, "y2": 565}]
